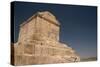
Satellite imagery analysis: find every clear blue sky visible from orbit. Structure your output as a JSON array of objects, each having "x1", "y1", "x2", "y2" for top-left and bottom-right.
[{"x1": 12, "y1": 1, "x2": 97, "y2": 59}]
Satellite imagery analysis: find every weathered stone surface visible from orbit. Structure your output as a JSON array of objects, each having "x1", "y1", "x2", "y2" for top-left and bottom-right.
[{"x1": 11, "y1": 11, "x2": 80, "y2": 66}]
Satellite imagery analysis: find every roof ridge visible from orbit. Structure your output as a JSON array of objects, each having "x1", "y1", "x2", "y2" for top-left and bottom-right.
[{"x1": 20, "y1": 11, "x2": 60, "y2": 27}]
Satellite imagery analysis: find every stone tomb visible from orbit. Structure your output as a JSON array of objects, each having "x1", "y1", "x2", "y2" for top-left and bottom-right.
[{"x1": 11, "y1": 11, "x2": 80, "y2": 65}]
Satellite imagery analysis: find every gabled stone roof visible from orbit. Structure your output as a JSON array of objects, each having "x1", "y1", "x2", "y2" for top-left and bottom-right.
[{"x1": 20, "y1": 11, "x2": 60, "y2": 27}]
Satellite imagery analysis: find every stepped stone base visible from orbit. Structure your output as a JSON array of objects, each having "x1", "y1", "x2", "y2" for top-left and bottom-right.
[
  {"x1": 11, "y1": 41, "x2": 80, "y2": 66},
  {"x1": 14, "y1": 55, "x2": 76, "y2": 65}
]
